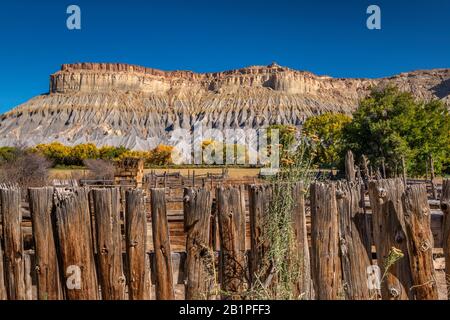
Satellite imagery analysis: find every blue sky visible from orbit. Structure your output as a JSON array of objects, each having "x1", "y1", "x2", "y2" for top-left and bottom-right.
[{"x1": 0, "y1": 0, "x2": 449, "y2": 113}]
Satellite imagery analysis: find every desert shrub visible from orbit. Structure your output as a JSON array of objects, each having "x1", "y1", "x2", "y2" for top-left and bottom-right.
[
  {"x1": 0, "y1": 146, "x2": 18, "y2": 163},
  {"x1": 0, "y1": 148, "x2": 51, "y2": 188},
  {"x1": 83, "y1": 159, "x2": 115, "y2": 180},
  {"x1": 248, "y1": 140, "x2": 315, "y2": 299}
]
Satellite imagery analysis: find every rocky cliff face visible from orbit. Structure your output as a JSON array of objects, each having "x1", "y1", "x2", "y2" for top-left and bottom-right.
[{"x1": 0, "y1": 63, "x2": 449, "y2": 150}]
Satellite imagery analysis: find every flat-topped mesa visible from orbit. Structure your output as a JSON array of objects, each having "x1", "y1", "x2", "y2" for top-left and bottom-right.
[
  {"x1": 1, "y1": 62, "x2": 449, "y2": 150},
  {"x1": 50, "y1": 62, "x2": 344, "y2": 95}
]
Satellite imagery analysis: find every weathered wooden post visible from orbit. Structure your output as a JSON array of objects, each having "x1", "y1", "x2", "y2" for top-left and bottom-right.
[
  {"x1": 368, "y1": 179, "x2": 413, "y2": 300},
  {"x1": 381, "y1": 158, "x2": 387, "y2": 179},
  {"x1": 151, "y1": 188, "x2": 174, "y2": 300},
  {"x1": 292, "y1": 182, "x2": 313, "y2": 299},
  {"x1": 28, "y1": 187, "x2": 63, "y2": 300},
  {"x1": 310, "y1": 182, "x2": 341, "y2": 300},
  {"x1": 401, "y1": 156, "x2": 407, "y2": 186},
  {"x1": 441, "y1": 179, "x2": 450, "y2": 300},
  {"x1": 125, "y1": 189, "x2": 151, "y2": 300},
  {"x1": 248, "y1": 185, "x2": 271, "y2": 285},
  {"x1": 0, "y1": 186, "x2": 26, "y2": 300},
  {"x1": 24, "y1": 252, "x2": 33, "y2": 300},
  {"x1": 360, "y1": 155, "x2": 370, "y2": 182},
  {"x1": 403, "y1": 184, "x2": 438, "y2": 300},
  {"x1": 429, "y1": 156, "x2": 437, "y2": 200},
  {"x1": 0, "y1": 229, "x2": 6, "y2": 300},
  {"x1": 53, "y1": 188, "x2": 99, "y2": 300},
  {"x1": 217, "y1": 186, "x2": 246, "y2": 299},
  {"x1": 336, "y1": 182, "x2": 373, "y2": 300},
  {"x1": 184, "y1": 188, "x2": 212, "y2": 299},
  {"x1": 91, "y1": 188, "x2": 126, "y2": 300},
  {"x1": 345, "y1": 150, "x2": 356, "y2": 183}
]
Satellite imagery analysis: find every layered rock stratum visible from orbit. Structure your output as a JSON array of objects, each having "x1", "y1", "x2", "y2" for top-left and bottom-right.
[{"x1": 0, "y1": 62, "x2": 449, "y2": 150}]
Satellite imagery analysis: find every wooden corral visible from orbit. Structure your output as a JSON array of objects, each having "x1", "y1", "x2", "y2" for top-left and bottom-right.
[
  {"x1": 114, "y1": 158, "x2": 144, "y2": 188},
  {"x1": 0, "y1": 171, "x2": 449, "y2": 300}
]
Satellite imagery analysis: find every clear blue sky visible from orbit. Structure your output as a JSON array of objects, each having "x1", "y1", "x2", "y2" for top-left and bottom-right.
[{"x1": 1, "y1": 0, "x2": 449, "y2": 113}]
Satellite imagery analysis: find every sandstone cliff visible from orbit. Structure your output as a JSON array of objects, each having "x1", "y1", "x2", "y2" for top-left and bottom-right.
[{"x1": 0, "y1": 63, "x2": 449, "y2": 150}]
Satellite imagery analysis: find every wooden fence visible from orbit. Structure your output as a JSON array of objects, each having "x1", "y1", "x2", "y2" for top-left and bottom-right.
[{"x1": 0, "y1": 179, "x2": 449, "y2": 300}]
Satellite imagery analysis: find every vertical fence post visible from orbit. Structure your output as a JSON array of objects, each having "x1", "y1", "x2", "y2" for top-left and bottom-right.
[
  {"x1": 0, "y1": 226, "x2": 6, "y2": 300},
  {"x1": 345, "y1": 150, "x2": 356, "y2": 183},
  {"x1": 440, "y1": 179, "x2": 450, "y2": 300},
  {"x1": 150, "y1": 188, "x2": 174, "y2": 300},
  {"x1": 310, "y1": 182, "x2": 341, "y2": 300},
  {"x1": 248, "y1": 184, "x2": 271, "y2": 285},
  {"x1": 91, "y1": 188, "x2": 126, "y2": 300},
  {"x1": 336, "y1": 182, "x2": 372, "y2": 300},
  {"x1": 401, "y1": 156, "x2": 407, "y2": 186},
  {"x1": 125, "y1": 189, "x2": 151, "y2": 300},
  {"x1": 429, "y1": 156, "x2": 437, "y2": 200},
  {"x1": 0, "y1": 187, "x2": 25, "y2": 300},
  {"x1": 368, "y1": 179, "x2": 413, "y2": 300},
  {"x1": 24, "y1": 252, "x2": 33, "y2": 300},
  {"x1": 53, "y1": 188, "x2": 99, "y2": 300},
  {"x1": 184, "y1": 188, "x2": 212, "y2": 299},
  {"x1": 403, "y1": 184, "x2": 438, "y2": 300},
  {"x1": 28, "y1": 187, "x2": 62, "y2": 300},
  {"x1": 292, "y1": 182, "x2": 313, "y2": 299},
  {"x1": 217, "y1": 186, "x2": 246, "y2": 299}
]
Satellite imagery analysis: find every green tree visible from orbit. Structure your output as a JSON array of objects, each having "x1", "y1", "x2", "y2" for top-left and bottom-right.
[
  {"x1": 303, "y1": 113, "x2": 351, "y2": 168},
  {"x1": 343, "y1": 86, "x2": 450, "y2": 176},
  {"x1": 32, "y1": 142, "x2": 72, "y2": 165},
  {"x1": 0, "y1": 146, "x2": 18, "y2": 163},
  {"x1": 99, "y1": 145, "x2": 129, "y2": 160},
  {"x1": 70, "y1": 143, "x2": 100, "y2": 165}
]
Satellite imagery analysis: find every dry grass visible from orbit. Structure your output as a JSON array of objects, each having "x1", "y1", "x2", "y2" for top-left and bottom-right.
[{"x1": 50, "y1": 167, "x2": 261, "y2": 179}]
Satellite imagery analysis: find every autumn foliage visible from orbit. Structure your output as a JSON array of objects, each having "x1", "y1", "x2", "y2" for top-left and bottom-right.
[{"x1": 28, "y1": 142, "x2": 173, "y2": 167}]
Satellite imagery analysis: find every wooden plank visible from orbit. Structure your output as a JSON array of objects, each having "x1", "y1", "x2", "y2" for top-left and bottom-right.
[
  {"x1": 0, "y1": 221, "x2": 6, "y2": 300},
  {"x1": 310, "y1": 182, "x2": 341, "y2": 300},
  {"x1": 91, "y1": 188, "x2": 126, "y2": 300},
  {"x1": 429, "y1": 156, "x2": 437, "y2": 200},
  {"x1": 217, "y1": 186, "x2": 246, "y2": 299},
  {"x1": 368, "y1": 179, "x2": 413, "y2": 300},
  {"x1": 151, "y1": 188, "x2": 174, "y2": 300},
  {"x1": 345, "y1": 150, "x2": 356, "y2": 182},
  {"x1": 336, "y1": 182, "x2": 372, "y2": 300},
  {"x1": 183, "y1": 188, "x2": 212, "y2": 299},
  {"x1": 441, "y1": 179, "x2": 450, "y2": 300},
  {"x1": 403, "y1": 184, "x2": 438, "y2": 300},
  {"x1": 401, "y1": 156, "x2": 407, "y2": 186},
  {"x1": 28, "y1": 187, "x2": 62, "y2": 300},
  {"x1": 125, "y1": 189, "x2": 151, "y2": 300},
  {"x1": 24, "y1": 252, "x2": 33, "y2": 300},
  {"x1": 359, "y1": 185, "x2": 373, "y2": 255},
  {"x1": 291, "y1": 182, "x2": 313, "y2": 299},
  {"x1": 54, "y1": 188, "x2": 99, "y2": 300},
  {"x1": 0, "y1": 187, "x2": 26, "y2": 300},
  {"x1": 248, "y1": 184, "x2": 271, "y2": 285}
]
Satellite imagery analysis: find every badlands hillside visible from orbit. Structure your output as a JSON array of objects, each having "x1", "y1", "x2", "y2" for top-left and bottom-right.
[{"x1": 0, "y1": 62, "x2": 449, "y2": 150}]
